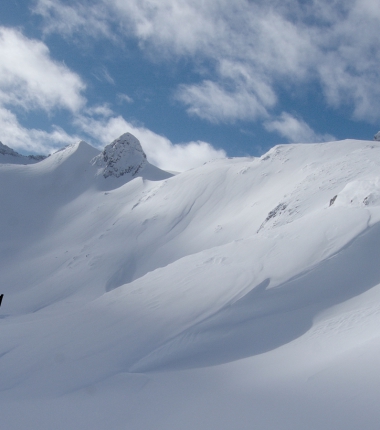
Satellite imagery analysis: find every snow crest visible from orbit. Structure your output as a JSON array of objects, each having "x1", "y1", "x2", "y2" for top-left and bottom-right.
[{"x1": 93, "y1": 133, "x2": 147, "y2": 178}]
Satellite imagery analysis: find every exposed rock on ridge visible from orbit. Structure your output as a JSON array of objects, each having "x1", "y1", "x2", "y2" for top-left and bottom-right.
[
  {"x1": 93, "y1": 133, "x2": 147, "y2": 178},
  {"x1": 0, "y1": 141, "x2": 46, "y2": 163},
  {"x1": 0, "y1": 141, "x2": 19, "y2": 157}
]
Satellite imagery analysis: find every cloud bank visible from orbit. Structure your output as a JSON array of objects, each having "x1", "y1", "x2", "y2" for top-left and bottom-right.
[{"x1": 34, "y1": 0, "x2": 380, "y2": 127}]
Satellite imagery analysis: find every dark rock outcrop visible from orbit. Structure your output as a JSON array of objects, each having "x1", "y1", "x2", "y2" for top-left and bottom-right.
[{"x1": 93, "y1": 133, "x2": 147, "y2": 178}]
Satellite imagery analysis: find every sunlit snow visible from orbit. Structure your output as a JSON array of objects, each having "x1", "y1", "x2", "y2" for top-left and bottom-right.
[{"x1": 1, "y1": 135, "x2": 380, "y2": 429}]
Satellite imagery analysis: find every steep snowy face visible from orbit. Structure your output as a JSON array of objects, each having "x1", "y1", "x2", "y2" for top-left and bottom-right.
[{"x1": 93, "y1": 133, "x2": 147, "y2": 178}]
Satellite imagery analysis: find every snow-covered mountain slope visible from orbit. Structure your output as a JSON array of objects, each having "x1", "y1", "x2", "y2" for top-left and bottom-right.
[{"x1": 1, "y1": 136, "x2": 380, "y2": 429}]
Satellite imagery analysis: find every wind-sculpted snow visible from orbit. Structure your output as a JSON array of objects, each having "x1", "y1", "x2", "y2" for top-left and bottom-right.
[
  {"x1": 334, "y1": 177, "x2": 380, "y2": 207},
  {"x1": 131, "y1": 223, "x2": 380, "y2": 372},
  {"x1": 2, "y1": 137, "x2": 380, "y2": 429}
]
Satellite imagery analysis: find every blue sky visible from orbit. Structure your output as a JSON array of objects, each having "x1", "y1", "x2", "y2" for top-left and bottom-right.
[{"x1": 0, "y1": 0, "x2": 379, "y2": 170}]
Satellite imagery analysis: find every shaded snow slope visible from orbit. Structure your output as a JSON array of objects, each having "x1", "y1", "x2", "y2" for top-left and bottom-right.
[{"x1": 2, "y1": 138, "x2": 380, "y2": 429}]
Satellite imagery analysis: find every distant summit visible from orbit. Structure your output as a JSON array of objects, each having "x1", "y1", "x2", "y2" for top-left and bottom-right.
[
  {"x1": 0, "y1": 141, "x2": 46, "y2": 164},
  {"x1": 374, "y1": 131, "x2": 380, "y2": 141},
  {"x1": 0, "y1": 141, "x2": 19, "y2": 157},
  {"x1": 93, "y1": 133, "x2": 147, "y2": 178}
]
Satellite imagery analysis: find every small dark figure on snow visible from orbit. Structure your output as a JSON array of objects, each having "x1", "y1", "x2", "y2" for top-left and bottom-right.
[{"x1": 329, "y1": 195, "x2": 337, "y2": 206}]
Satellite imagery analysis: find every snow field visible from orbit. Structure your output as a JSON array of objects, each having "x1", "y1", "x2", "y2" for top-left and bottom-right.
[{"x1": 1, "y1": 138, "x2": 380, "y2": 428}]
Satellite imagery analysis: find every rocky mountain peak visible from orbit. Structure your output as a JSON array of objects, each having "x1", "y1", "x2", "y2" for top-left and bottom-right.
[
  {"x1": 0, "y1": 141, "x2": 19, "y2": 157},
  {"x1": 93, "y1": 133, "x2": 147, "y2": 178}
]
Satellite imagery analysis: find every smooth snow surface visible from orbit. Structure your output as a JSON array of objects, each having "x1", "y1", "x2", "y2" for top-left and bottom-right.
[{"x1": 1, "y1": 136, "x2": 380, "y2": 429}]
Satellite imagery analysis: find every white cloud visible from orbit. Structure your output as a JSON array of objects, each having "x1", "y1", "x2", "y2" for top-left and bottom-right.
[
  {"x1": 74, "y1": 113, "x2": 226, "y2": 172},
  {"x1": 264, "y1": 113, "x2": 335, "y2": 143},
  {"x1": 0, "y1": 107, "x2": 79, "y2": 154},
  {"x1": 92, "y1": 66, "x2": 115, "y2": 85},
  {"x1": 33, "y1": 0, "x2": 114, "y2": 40},
  {"x1": 176, "y1": 80, "x2": 271, "y2": 123},
  {"x1": 117, "y1": 93, "x2": 134, "y2": 104},
  {"x1": 34, "y1": 0, "x2": 225, "y2": 56},
  {"x1": 0, "y1": 27, "x2": 86, "y2": 155},
  {"x1": 304, "y1": 0, "x2": 380, "y2": 122},
  {"x1": 84, "y1": 104, "x2": 114, "y2": 118},
  {"x1": 0, "y1": 27, "x2": 86, "y2": 112},
  {"x1": 34, "y1": 0, "x2": 380, "y2": 123},
  {"x1": 176, "y1": 60, "x2": 277, "y2": 123}
]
